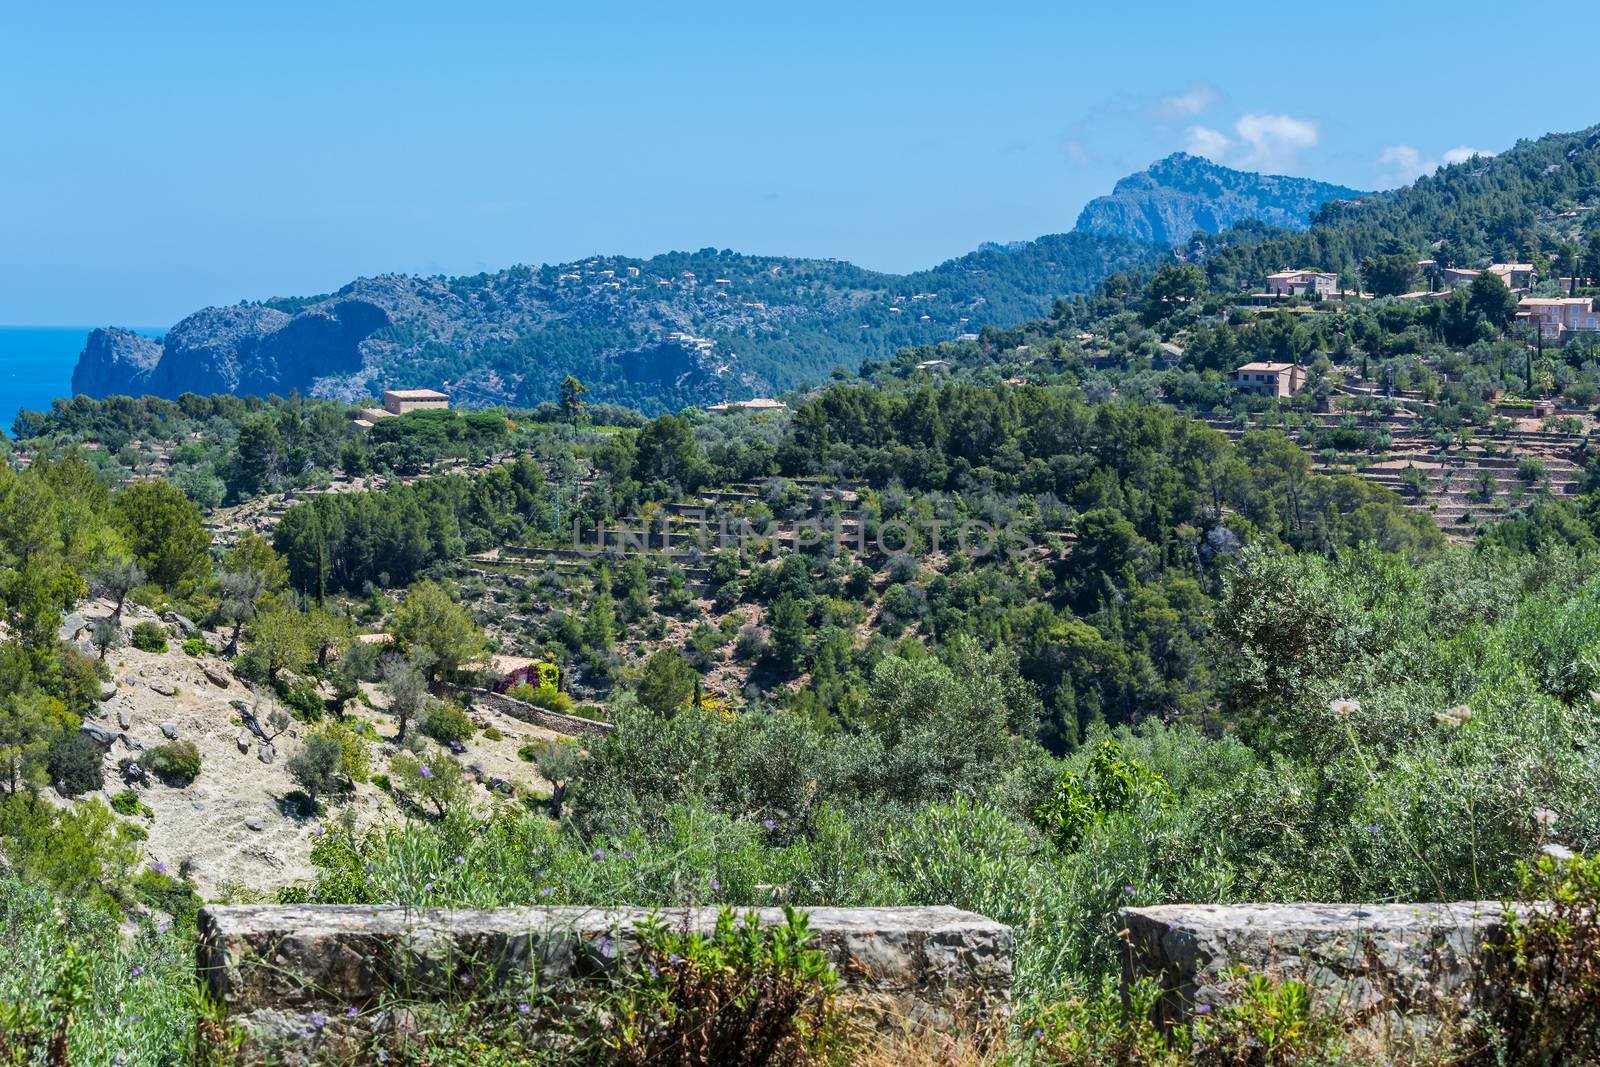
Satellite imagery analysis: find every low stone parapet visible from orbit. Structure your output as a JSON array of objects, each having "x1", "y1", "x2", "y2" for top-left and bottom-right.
[
  {"x1": 1122, "y1": 902, "x2": 1520, "y2": 1043},
  {"x1": 198, "y1": 904, "x2": 1011, "y2": 1062}
]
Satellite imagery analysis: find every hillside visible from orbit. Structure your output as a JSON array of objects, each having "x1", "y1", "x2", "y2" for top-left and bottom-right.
[
  {"x1": 1074, "y1": 152, "x2": 1366, "y2": 245},
  {"x1": 1192, "y1": 123, "x2": 1600, "y2": 289},
  {"x1": 71, "y1": 236, "x2": 1160, "y2": 414},
  {"x1": 68, "y1": 156, "x2": 1382, "y2": 415}
]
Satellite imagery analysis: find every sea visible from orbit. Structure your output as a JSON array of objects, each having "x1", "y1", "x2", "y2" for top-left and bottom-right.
[{"x1": 0, "y1": 326, "x2": 162, "y2": 435}]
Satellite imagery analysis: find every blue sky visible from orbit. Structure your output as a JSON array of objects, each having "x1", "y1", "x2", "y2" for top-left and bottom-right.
[{"x1": 1, "y1": 1, "x2": 1593, "y2": 326}]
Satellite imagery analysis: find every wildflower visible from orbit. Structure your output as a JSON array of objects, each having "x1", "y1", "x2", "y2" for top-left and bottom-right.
[
  {"x1": 423, "y1": 882, "x2": 434, "y2": 893},
  {"x1": 539, "y1": 886, "x2": 556, "y2": 897},
  {"x1": 599, "y1": 936, "x2": 613, "y2": 952},
  {"x1": 1543, "y1": 843, "x2": 1576, "y2": 861},
  {"x1": 157, "y1": 920, "x2": 170, "y2": 934},
  {"x1": 454, "y1": 854, "x2": 466, "y2": 865},
  {"x1": 148, "y1": 861, "x2": 166, "y2": 875},
  {"x1": 310, "y1": 1012, "x2": 326, "y2": 1031},
  {"x1": 592, "y1": 848, "x2": 605, "y2": 860},
  {"x1": 1194, "y1": 1003, "x2": 1213, "y2": 1016},
  {"x1": 1434, "y1": 704, "x2": 1472, "y2": 728},
  {"x1": 419, "y1": 765, "x2": 433, "y2": 779},
  {"x1": 129, "y1": 964, "x2": 144, "y2": 977},
  {"x1": 310, "y1": 826, "x2": 324, "y2": 837},
  {"x1": 709, "y1": 876, "x2": 721, "y2": 891},
  {"x1": 1124, "y1": 884, "x2": 1137, "y2": 897},
  {"x1": 346, "y1": 1007, "x2": 359, "y2": 1020},
  {"x1": 1328, "y1": 698, "x2": 1360, "y2": 716},
  {"x1": 761, "y1": 819, "x2": 777, "y2": 831},
  {"x1": 1534, "y1": 808, "x2": 1559, "y2": 829},
  {"x1": 1366, "y1": 823, "x2": 1381, "y2": 835},
  {"x1": 517, "y1": 1002, "x2": 531, "y2": 1014}
]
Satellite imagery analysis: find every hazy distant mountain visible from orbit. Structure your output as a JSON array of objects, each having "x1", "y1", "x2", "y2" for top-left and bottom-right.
[{"x1": 1074, "y1": 152, "x2": 1368, "y2": 246}]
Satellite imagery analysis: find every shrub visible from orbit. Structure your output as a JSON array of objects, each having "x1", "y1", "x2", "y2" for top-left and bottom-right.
[
  {"x1": 507, "y1": 683, "x2": 574, "y2": 714},
  {"x1": 47, "y1": 733, "x2": 104, "y2": 797},
  {"x1": 603, "y1": 907, "x2": 843, "y2": 1067},
  {"x1": 1473, "y1": 852, "x2": 1600, "y2": 1064},
  {"x1": 482, "y1": 725, "x2": 503, "y2": 742},
  {"x1": 389, "y1": 753, "x2": 466, "y2": 818},
  {"x1": 109, "y1": 789, "x2": 152, "y2": 819},
  {"x1": 1033, "y1": 739, "x2": 1174, "y2": 852},
  {"x1": 129, "y1": 621, "x2": 168, "y2": 653},
  {"x1": 142, "y1": 741, "x2": 202, "y2": 786},
  {"x1": 181, "y1": 637, "x2": 209, "y2": 657},
  {"x1": 419, "y1": 701, "x2": 475, "y2": 744}
]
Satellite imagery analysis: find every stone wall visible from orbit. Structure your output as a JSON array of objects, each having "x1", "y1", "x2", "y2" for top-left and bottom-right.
[
  {"x1": 1122, "y1": 902, "x2": 1521, "y2": 1044},
  {"x1": 198, "y1": 904, "x2": 1011, "y2": 1063},
  {"x1": 443, "y1": 684, "x2": 615, "y2": 737}
]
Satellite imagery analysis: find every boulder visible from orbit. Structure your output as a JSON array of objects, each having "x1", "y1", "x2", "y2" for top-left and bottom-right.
[
  {"x1": 244, "y1": 816, "x2": 265, "y2": 832},
  {"x1": 236, "y1": 732, "x2": 252, "y2": 753},
  {"x1": 99, "y1": 681, "x2": 119, "y2": 702},
  {"x1": 57, "y1": 612, "x2": 85, "y2": 642},
  {"x1": 163, "y1": 611, "x2": 199, "y2": 637},
  {"x1": 205, "y1": 668, "x2": 231, "y2": 689},
  {"x1": 151, "y1": 682, "x2": 178, "y2": 698},
  {"x1": 80, "y1": 721, "x2": 118, "y2": 748},
  {"x1": 118, "y1": 709, "x2": 133, "y2": 730},
  {"x1": 160, "y1": 722, "x2": 180, "y2": 740},
  {"x1": 256, "y1": 742, "x2": 275, "y2": 765}
]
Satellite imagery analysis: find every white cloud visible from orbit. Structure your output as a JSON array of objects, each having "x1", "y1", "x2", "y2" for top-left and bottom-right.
[
  {"x1": 1378, "y1": 144, "x2": 1429, "y2": 184},
  {"x1": 1378, "y1": 144, "x2": 1498, "y2": 187},
  {"x1": 1232, "y1": 113, "x2": 1319, "y2": 170},
  {"x1": 1183, "y1": 113, "x2": 1319, "y2": 172},
  {"x1": 1184, "y1": 125, "x2": 1231, "y2": 161},
  {"x1": 1158, "y1": 85, "x2": 1218, "y2": 119}
]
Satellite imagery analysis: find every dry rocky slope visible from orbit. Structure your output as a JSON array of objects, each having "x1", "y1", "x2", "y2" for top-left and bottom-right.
[{"x1": 66, "y1": 600, "x2": 565, "y2": 900}]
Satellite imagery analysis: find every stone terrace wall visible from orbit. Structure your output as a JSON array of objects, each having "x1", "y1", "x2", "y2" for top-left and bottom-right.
[
  {"x1": 1123, "y1": 902, "x2": 1522, "y2": 1044},
  {"x1": 444, "y1": 684, "x2": 615, "y2": 737},
  {"x1": 199, "y1": 904, "x2": 1011, "y2": 1063}
]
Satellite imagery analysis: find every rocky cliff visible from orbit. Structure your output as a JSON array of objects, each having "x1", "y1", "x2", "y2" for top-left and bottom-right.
[
  {"x1": 1075, "y1": 152, "x2": 1367, "y2": 246},
  {"x1": 70, "y1": 327, "x2": 163, "y2": 397}
]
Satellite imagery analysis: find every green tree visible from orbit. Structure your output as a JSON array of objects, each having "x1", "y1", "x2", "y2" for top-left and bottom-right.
[
  {"x1": 768, "y1": 595, "x2": 809, "y2": 671},
  {"x1": 559, "y1": 375, "x2": 589, "y2": 426},
  {"x1": 1467, "y1": 271, "x2": 1520, "y2": 333},
  {"x1": 0, "y1": 693, "x2": 73, "y2": 796},
  {"x1": 635, "y1": 648, "x2": 698, "y2": 717},
  {"x1": 89, "y1": 557, "x2": 144, "y2": 622},
  {"x1": 391, "y1": 580, "x2": 487, "y2": 681},
  {"x1": 113, "y1": 480, "x2": 209, "y2": 591},
  {"x1": 246, "y1": 605, "x2": 312, "y2": 684},
  {"x1": 1360, "y1": 248, "x2": 1418, "y2": 297}
]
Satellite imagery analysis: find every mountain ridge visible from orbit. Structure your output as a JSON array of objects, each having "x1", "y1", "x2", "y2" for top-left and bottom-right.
[
  {"x1": 1074, "y1": 151, "x2": 1368, "y2": 246},
  {"x1": 69, "y1": 154, "x2": 1354, "y2": 412}
]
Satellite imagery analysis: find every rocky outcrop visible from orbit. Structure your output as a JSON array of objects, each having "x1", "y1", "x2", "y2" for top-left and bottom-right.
[
  {"x1": 198, "y1": 904, "x2": 1012, "y2": 1063},
  {"x1": 1122, "y1": 902, "x2": 1520, "y2": 1043},
  {"x1": 1075, "y1": 153, "x2": 1367, "y2": 246},
  {"x1": 69, "y1": 327, "x2": 162, "y2": 397}
]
